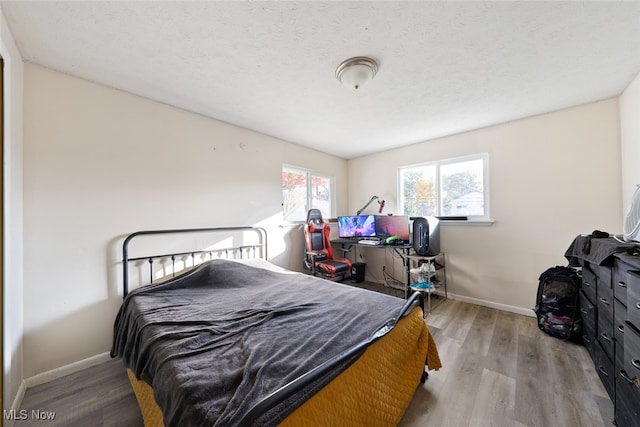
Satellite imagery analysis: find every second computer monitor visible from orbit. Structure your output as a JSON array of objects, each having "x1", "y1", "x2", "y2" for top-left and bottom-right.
[{"x1": 375, "y1": 215, "x2": 410, "y2": 242}]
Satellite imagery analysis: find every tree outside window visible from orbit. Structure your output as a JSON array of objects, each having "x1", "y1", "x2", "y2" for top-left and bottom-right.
[
  {"x1": 441, "y1": 159, "x2": 484, "y2": 216},
  {"x1": 282, "y1": 166, "x2": 333, "y2": 222},
  {"x1": 401, "y1": 166, "x2": 437, "y2": 216},
  {"x1": 400, "y1": 153, "x2": 489, "y2": 220}
]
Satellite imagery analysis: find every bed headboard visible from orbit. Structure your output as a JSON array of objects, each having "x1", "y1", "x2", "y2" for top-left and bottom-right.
[{"x1": 122, "y1": 226, "x2": 267, "y2": 297}]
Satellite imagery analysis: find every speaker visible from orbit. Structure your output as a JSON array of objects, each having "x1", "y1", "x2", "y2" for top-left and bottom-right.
[
  {"x1": 351, "y1": 262, "x2": 366, "y2": 283},
  {"x1": 412, "y1": 216, "x2": 440, "y2": 256}
]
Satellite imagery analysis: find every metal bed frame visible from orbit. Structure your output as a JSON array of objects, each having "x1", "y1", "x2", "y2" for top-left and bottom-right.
[
  {"x1": 119, "y1": 225, "x2": 425, "y2": 426},
  {"x1": 122, "y1": 226, "x2": 267, "y2": 297}
]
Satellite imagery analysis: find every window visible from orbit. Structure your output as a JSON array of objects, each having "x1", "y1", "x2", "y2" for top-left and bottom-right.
[
  {"x1": 282, "y1": 165, "x2": 334, "y2": 222},
  {"x1": 399, "y1": 153, "x2": 490, "y2": 221}
]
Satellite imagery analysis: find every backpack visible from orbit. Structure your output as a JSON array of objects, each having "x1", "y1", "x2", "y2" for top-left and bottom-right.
[{"x1": 533, "y1": 266, "x2": 582, "y2": 342}]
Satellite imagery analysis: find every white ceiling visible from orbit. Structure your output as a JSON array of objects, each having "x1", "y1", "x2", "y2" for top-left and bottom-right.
[{"x1": 2, "y1": 1, "x2": 640, "y2": 159}]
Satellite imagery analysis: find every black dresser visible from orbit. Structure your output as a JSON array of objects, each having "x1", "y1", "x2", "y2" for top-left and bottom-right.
[{"x1": 566, "y1": 236, "x2": 640, "y2": 427}]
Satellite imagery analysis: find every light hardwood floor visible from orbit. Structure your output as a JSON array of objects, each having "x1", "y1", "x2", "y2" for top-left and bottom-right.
[
  {"x1": 400, "y1": 298, "x2": 614, "y2": 427},
  {"x1": 14, "y1": 282, "x2": 614, "y2": 427}
]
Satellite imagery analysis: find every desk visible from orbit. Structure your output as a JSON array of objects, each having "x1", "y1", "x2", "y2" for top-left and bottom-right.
[
  {"x1": 330, "y1": 238, "x2": 411, "y2": 289},
  {"x1": 331, "y1": 238, "x2": 411, "y2": 252},
  {"x1": 330, "y1": 239, "x2": 412, "y2": 263},
  {"x1": 331, "y1": 239, "x2": 447, "y2": 314}
]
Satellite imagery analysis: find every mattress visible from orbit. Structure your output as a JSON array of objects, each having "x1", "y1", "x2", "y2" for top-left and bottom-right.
[{"x1": 113, "y1": 259, "x2": 441, "y2": 426}]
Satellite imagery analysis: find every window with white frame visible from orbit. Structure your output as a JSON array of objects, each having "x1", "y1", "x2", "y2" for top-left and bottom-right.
[
  {"x1": 282, "y1": 165, "x2": 334, "y2": 222},
  {"x1": 399, "y1": 153, "x2": 490, "y2": 221}
]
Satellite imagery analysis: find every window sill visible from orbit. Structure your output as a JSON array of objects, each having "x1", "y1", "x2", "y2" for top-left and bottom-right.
[{"x1": 439, "y1": 219, "x2": 495, "y2": 226}]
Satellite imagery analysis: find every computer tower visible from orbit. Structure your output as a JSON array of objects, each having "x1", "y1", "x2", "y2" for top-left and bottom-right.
[{"x1": 412, "y1": 216, "x2": 440, "y2": 256}]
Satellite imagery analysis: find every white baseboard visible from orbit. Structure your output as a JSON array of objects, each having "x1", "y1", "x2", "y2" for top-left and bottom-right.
[
  {"x1": 447, "y1": 292, "x2": 535, "y2": 318},
  {"x1": 9, "y1": 380, "x2": 27, "y2": 415},
  {"x1": 9, "y1": 351, "x2": 113, "y2": 415},
  {"x1": 23, "y1": 352, "x2": 112, "y2": 389}
]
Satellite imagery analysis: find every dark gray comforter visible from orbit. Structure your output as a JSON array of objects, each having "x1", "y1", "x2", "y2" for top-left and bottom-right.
[{"x1": 111, "y1": 259, "x2": 412, "y2": 427}]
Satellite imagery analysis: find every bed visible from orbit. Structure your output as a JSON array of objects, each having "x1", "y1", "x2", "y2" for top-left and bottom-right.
[{"x1": 111, "y1": 226, "x2": 441, "y2": 426}]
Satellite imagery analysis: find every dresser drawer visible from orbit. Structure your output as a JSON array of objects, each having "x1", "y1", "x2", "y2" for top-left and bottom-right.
[
  {"x1": 581, "y1": 299, "x2": 596, "y2": 356},
  {"x1": 581, "y1": 266, "x2": 597, "y2": 305},
  {"x1": 597, "y1": 302, "x2": 614, "y2": 362},
  {"x1": 624, "y1": 322, "x2": 640, "y2": 382},
  {"x1": 615, "y1": 299, "x2": 627, "y2": 389},
  {"x1": 583, "y1": 331, "x2": 596, "y2": 357},
  {"x1": 614, "y1": 257, "x2": 631, "y2": 306},
  {"x1": 615, "y1": 252, "x2": 640, "y2": 306},
  {"x1": 594, "y1": 340, "x2": 615, "y2": 400},
  {"x1": 616, "y1": 340, "x2": 625, "y2": 382},
  {"x1": 628, "y1": 271, "x2": 640, "y2": 330},
  {"x1": 594, "y1": 264, "x2": 612, "y2": 285},
  {"x1": 596, "y1": 264, "x2": 613, "y2": 304},
  {"x1": 615, "y1": 298, "x2": 626, "y2": 348},
  {"x1": 580, "y1": 290, "x2": 596, "y2": 332},
  {"x1": 615, "y1": 367, "x2": 640, "y2": 427}
]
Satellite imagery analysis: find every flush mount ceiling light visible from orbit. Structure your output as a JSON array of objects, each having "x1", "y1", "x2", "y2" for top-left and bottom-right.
[{"x1": 335, "y1": 56, "x2": 378, "y2": 90}]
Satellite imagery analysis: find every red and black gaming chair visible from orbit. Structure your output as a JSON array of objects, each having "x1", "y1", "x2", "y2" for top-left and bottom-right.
[{"x1": 303, "y1": 208, "x2": 352, "y2": 281}]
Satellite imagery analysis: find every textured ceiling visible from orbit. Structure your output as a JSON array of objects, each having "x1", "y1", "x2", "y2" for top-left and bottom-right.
[{"x1": 2, "y1": 1, "x2": 640, "y2": 159}]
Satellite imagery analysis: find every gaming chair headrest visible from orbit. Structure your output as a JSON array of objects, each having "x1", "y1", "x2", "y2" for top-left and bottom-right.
[
  {"x1": 306, "y1": 208, "x2": 325, "y2": 233},
  {"x1": 306, "y1": 208, "x2": 323, "y2": 223}
]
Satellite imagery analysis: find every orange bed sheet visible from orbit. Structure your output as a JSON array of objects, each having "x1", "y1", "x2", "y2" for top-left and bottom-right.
[{"x1": 126, "y1": 306, "x2": 441, "y2": 426}]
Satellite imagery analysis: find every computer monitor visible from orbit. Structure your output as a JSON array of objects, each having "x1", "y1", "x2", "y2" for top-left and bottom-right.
[
  {"x1": 337, "y1": 215, "x2": 376, "y2": 238},
  {"x1": 375, "y1": 215, "x2": 410, "y2": 242}
]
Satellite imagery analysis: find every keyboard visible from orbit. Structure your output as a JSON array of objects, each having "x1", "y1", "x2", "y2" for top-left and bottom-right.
[{"x1": 358, "y1": 239, "x2": 381, "y2": 245}]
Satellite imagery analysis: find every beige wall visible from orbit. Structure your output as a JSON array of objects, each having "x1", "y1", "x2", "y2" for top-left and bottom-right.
[
  {"x1": 349, "y1": 99, "x2": 622, "y2": 314},
  {"x1": 1, "y1": 7, "x2": 25, "y2": 411},
  {"x1": 22, "y1": 64, "x2": 347, "y2": 377},
  {"x1": 620, "y1": 71, "x2": 640, "y2": 214},
  {"x1": 13, "y1": 48, "x2": 639, "y2": 386}
]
